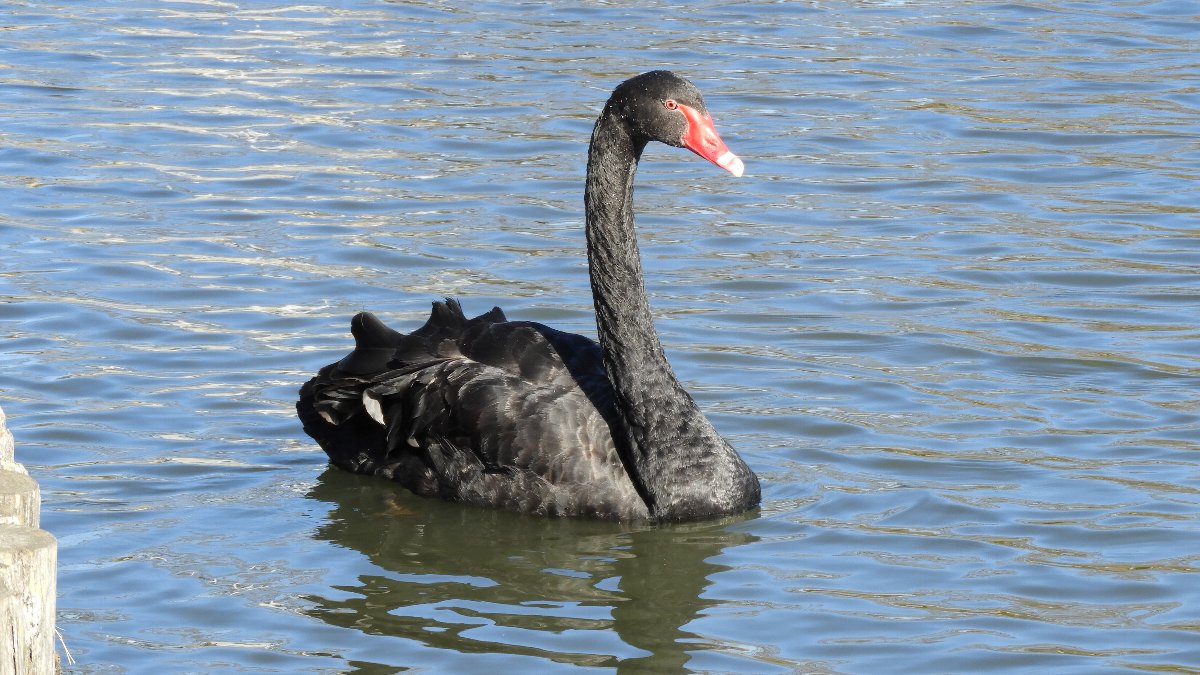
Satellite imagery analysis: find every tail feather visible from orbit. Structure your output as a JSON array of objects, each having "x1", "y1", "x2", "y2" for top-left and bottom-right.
[
  {"x1": 299, "y1": 298, "x2": 515, "y2": 490},
  {"x1": 297, "y1": 364, "x2": 387, "y2": 473},
  {"x1": 300, "y1": 299, "x2": 479, "y2": 479}
]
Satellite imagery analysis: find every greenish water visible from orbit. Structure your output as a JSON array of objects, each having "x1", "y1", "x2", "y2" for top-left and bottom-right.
[{"x1": 2, "y1": 1, "x2": 1198, "y2": 672}]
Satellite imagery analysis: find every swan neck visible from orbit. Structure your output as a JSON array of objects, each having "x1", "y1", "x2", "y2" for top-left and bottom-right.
[
  {"x1": 583, "y1": 108, "x2": 760, "y2": 521},
  {"x1": 584, "y1": 109, "x2": 672, "y2": 402}
]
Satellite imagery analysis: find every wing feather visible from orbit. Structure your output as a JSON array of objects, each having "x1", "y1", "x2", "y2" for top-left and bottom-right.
[{"x1": 297, "y1": 300, "x2": 647, "y2": 520}]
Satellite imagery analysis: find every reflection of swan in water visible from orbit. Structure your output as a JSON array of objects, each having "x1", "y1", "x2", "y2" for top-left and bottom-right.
[{"x1": 304, "y1": 469, "x2": 757, "y2": 671}]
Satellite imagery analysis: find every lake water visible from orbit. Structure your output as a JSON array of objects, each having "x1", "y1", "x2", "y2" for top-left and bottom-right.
[{"x1": 2, "y1": 1, "x2": 1198, "y2": 672}]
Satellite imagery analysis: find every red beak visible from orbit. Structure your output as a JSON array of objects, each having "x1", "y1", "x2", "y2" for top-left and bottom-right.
[{"x1": 678, "y1": 103, "x2": 744, "y2": 177}]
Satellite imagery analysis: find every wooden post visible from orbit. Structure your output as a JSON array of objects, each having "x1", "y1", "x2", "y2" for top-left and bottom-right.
[{"x1": 0, "y1": 404, "x2": 59, "y2": 674}]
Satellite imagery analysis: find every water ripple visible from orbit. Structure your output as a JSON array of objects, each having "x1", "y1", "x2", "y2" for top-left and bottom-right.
[{"x1": 2, "y1": 0, "x2": 1199, "y2": 672}]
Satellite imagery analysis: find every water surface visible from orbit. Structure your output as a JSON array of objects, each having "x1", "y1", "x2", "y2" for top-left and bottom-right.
[{"x1": 2, "y1": 1, "x2": 1198, "y2": 672}]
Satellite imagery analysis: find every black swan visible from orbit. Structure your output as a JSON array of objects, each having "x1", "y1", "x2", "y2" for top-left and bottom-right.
[{"x1": 298, "y1": 71, "x2": 760, "y2": 521}]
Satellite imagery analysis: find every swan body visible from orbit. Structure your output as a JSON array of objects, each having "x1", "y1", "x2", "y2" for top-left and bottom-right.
[{"x1": 298, "y1": 71, "x2": 760, "y2": 521}]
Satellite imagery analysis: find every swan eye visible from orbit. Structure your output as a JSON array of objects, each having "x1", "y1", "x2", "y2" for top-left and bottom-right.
[{"x1": 664, "y1": 99, "x2": 678, "y2": 110}]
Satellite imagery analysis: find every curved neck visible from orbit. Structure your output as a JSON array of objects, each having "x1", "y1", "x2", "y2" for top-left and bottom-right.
[
  {"x1": 584, "y1": 109, "x2": 671, "y2": 391},
  {"x1": 584, "y1": 107, "x2": 760, "y2": 521}
]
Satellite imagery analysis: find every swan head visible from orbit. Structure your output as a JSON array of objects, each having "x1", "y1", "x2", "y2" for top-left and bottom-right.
[{"x1": 608, "y1": 70, "x2": 744, "y2": 177}]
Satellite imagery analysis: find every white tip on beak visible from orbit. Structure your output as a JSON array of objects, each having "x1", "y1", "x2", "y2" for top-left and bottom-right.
[{"x1": 716, "y1": 151, "x2": 744, "y2": 178}]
